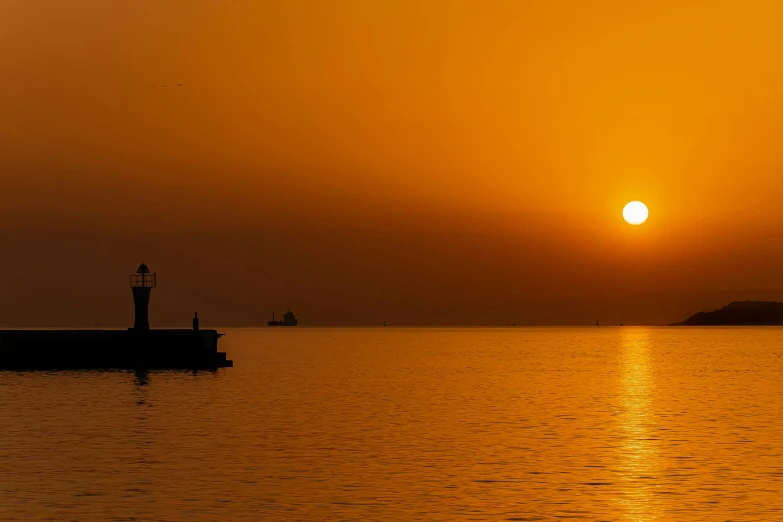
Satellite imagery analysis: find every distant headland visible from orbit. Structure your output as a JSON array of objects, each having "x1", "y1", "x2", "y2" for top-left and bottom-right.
[{"x1": 672, "y1": 301, "x2": 783, "y2": 326}]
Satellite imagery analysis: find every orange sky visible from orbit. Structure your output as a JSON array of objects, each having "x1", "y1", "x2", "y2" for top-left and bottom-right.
[{"x1": 2, "y1": 0, "x2": 783, "y2": 326}]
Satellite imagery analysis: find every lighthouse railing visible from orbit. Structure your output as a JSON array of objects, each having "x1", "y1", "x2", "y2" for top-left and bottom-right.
[{"x1": 130, "y1": 273, "x2": 157, "y2": 288}]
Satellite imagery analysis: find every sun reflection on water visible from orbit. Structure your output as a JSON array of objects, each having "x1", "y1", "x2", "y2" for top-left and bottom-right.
[{"x1": 617, "y1": 329, "x2": 660, "y2": 520}]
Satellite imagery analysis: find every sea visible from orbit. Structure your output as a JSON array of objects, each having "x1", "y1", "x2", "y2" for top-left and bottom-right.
[{"x1": 1, "y1": 327, "x2": 782, "y2": 521}]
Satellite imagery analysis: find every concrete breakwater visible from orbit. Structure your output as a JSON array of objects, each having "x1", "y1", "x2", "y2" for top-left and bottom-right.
[
  {"x1": 0, "y1": 263, "x2": 232, "y2": 370},
  {"x1": 0, "y1": 329, "x2": 231, "y2": 370}
]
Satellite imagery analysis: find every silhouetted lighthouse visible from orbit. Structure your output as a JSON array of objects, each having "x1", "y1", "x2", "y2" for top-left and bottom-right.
[
  {"x1": 130, "y1": 263, "x2": 156, "y2": 331},
  {"x1": 0, "y1": 262, "x2": 232, "y2": 370}
]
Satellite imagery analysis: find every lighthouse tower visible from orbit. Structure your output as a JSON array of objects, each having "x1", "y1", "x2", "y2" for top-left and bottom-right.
[{"x1": 130, "y1": 263, "x2": 156, "y2": 331}]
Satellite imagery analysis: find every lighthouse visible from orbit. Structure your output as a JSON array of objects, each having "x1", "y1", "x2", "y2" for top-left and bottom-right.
[
  {"x1": 0, "y1": 262, "x2": 232, "y2": 369},
  {"x1": 130, "y1": 263, "x2": 156, "y2": 331}
]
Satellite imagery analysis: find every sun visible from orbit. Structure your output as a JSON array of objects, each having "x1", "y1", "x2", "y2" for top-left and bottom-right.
[{"x1": 622, "y1": 201, "x2": 648, "y2": 225}]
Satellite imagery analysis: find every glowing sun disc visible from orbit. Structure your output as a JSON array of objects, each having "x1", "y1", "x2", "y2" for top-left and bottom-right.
[{"x1": 623, "y1": 201, "x2": 648, "y2": 225}]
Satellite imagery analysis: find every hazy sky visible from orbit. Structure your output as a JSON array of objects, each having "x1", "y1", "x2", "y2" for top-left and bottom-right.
[{"x1": 2, "y1": 0, "x2": 783, "y2": 326}]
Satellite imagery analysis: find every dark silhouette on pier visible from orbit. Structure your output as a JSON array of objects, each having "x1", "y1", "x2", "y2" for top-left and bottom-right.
[{"x1": 0, "y1": 263, "x2": 232, "y2": 370}]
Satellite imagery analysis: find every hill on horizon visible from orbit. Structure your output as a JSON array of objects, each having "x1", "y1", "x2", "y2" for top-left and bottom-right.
[{"x1": 672, "y1": 301, "x2": 783, "y2": 326}]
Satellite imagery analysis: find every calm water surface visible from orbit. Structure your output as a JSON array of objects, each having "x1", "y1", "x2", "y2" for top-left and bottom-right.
[{"x1": 1, "y1": 327, "x2": 782, "y2": 520}]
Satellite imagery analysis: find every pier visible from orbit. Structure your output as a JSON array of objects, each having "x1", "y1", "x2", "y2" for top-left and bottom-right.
[{"x1": 0, "y1": 264, "x2": 232, "y2": 370}]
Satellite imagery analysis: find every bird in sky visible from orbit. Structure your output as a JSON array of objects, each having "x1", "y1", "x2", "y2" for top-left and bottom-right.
[{"x1": 176, "y1": 84, "x2": 183, "y2": 87}]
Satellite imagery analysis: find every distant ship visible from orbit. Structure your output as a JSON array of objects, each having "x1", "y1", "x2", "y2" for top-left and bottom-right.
[{"x1": 267, "y1": 309, "x2": 298, "y2": 327}]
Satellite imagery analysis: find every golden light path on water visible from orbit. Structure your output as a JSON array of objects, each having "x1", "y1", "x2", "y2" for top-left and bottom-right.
[{"x1": 617, "y1": 329, "x2": 660, "y2": 520}]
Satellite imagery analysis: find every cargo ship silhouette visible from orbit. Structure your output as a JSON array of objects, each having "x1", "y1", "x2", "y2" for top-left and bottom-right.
[
  {"x1": 267, "y1": 309, "x2": 298, "y2": 326},
  {"x1": 0, "y1": 263, "x2": 232, "y2": 370}
]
